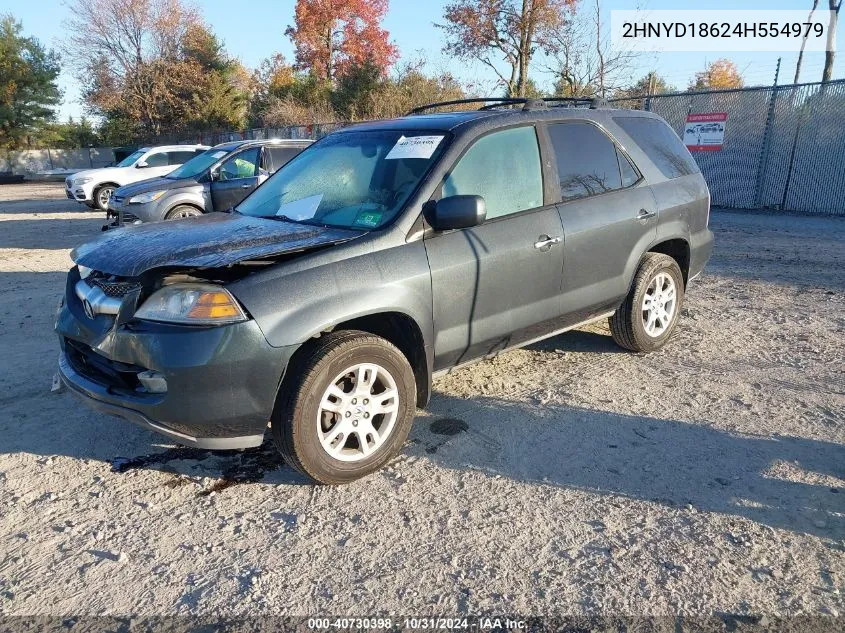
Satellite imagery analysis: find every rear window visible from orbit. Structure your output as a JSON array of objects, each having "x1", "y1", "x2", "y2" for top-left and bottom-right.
[{"x1": 614, "y1": 116, "x2": 699, "y2": 179}]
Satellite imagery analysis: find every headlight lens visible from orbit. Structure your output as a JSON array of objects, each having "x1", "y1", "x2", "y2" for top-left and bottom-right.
[
  {"x1": 134, "y1": 284, "x2": 247, "y2": 325},
  {"x1": 128, "y1": 190, "x2": 166, "y2": 204},
  {"x1": 73, "y1": 176, "x2": 93, "y2": 185}
]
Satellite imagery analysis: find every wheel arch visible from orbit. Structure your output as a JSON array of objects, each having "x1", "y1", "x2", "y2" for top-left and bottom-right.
[
  {"x1": 648, "y1": 238, "x2": 690, "y2": 285},
  {"x1": 281, "y1": 311, "x2": 432, "y2": 409},
  {"x1": 165, "y1": 201, "x2": 204, "y2": 219}
]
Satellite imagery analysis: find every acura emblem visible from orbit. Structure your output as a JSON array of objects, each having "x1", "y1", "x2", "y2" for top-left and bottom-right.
[{"x1": 83, "y1": 298, "x2": 95, "y2": 319}]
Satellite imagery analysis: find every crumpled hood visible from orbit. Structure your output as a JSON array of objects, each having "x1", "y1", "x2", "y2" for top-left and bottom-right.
[
  {"x1": 115, "y1": 175, "x2": 198, "y2": 198},
  {"x1": 72, "y1": 212, "x2": 364, "y2": 277}
]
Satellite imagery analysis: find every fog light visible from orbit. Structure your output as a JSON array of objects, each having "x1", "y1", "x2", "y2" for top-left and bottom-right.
[{"x1": 137, "y1": 370, "x2": 167, "y2": 393}]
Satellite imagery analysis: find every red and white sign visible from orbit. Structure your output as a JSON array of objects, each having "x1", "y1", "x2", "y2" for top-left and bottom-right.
[{"x1": 683, "y1": 112, "x2": 728, "y2": 151}]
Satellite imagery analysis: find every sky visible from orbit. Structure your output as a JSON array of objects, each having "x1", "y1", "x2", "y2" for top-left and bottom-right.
[{"x1": 2, "y1": 0, "x2": 841, "y2": 121}]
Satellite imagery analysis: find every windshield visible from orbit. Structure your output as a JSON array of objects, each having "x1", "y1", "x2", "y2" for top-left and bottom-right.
[
  {"x1": 166, "y1": 148, "x2": 230, "y2": 179},
  {"x1": 236, "y1": 130, "x2": 448, "y2": 229},
  {"x1": 116, "y1": 150, "x2": 146, "y2": 168}
]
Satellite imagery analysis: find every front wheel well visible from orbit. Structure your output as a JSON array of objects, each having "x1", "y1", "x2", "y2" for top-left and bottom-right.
[
  {"x1": 281, "y1": 312, "x2": 430, "y2": 409},
  {"x1": 648, "y1": 239, "x2": 690, "y2": 285}
]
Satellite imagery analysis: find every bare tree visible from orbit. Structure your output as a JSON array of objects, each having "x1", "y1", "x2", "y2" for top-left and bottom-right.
[
  {"x1": 546, "y1": 0, "x2": 642, "y2": 97},
  {"x1": 823, "y1": 0, "x2": 842, "y2": 83},
  {"x1": 794, "y1": 0, "x2": 820, "y2": 83}
]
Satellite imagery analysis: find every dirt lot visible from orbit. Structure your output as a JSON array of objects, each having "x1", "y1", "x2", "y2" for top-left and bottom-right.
[{"x1": 0, "y1": 182, "x2": 843, "y2": 620}]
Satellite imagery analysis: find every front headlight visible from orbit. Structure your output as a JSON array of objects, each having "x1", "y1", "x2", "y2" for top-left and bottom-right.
[
  {"x1": 73, "y1": 176, "x2": 93, "y2": 185},
  {"x1": 134, "y1": 284, "x2": 247, "y2": 325},
  {"x1": 129, "y1": 190, "x2": 166, "y2": 204}
]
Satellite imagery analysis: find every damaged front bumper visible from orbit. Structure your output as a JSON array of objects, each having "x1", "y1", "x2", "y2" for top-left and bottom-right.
[{"x1": 55, "y1": 268, "x2": 295, "y2": 449}]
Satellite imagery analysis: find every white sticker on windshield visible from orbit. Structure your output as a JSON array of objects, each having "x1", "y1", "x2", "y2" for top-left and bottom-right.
[
  {"x1": 385, "y1": 135, "x2": 444, "y2": 160},
  {"x1": 211, "y1": 151, "x2": 227, "y2": 158},
  {"x1": 276, "y1": 194, "x2": 323, "y2": 220}
]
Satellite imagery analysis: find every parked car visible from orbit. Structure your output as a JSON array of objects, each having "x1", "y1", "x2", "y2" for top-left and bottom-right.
[
  {"x1": 107, "y1": 139, "x2": 313, "y2": 225},
  {"x1": 65, "y1": 145, "x2": 209, "y2": 211},
  {"x1": 56, "y1": 98, "x2": 713, "y2": 484}
]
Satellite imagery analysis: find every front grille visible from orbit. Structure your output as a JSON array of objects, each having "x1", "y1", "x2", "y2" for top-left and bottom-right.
[
  {"x1": 87, "y1": 272, "x2": 142, "y2": 298},
  {"x1": 120, "y1": 211, "x2": 139, "y2": 223},
  {"x1": 89, "y1": 278, "x2": 141, "y2": 298},
  {"x1": 65, "y1": 339, "x2": 143, "y2": 392}
]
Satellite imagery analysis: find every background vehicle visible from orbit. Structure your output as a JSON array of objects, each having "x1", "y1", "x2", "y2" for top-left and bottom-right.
[
  {"x1": 65, "y1": 145, "x2": 208, "y2": 211},
  {"x1": 107, "y1": 139, "x2": 312, "y2": 224},
  {"x1": 57, "y1": 97, "x2": 713, "y2": 485}
]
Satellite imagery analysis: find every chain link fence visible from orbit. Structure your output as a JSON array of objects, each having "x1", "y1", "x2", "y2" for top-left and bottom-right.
[
  {"x1": 169, "y1": 80, "x2": 845, "y2": 216},
  {"x1": 612, "y1": 79, "x2": 845, "y2": 215}
]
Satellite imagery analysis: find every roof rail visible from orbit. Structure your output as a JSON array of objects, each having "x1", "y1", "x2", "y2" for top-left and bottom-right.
[{"x1": 407, "y1": 96, "x2": 610, "y2": 115}]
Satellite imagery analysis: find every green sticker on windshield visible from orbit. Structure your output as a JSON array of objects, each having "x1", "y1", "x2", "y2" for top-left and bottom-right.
[{"x1": 353, "y1": 211, "x2": 382, "y2": 228}]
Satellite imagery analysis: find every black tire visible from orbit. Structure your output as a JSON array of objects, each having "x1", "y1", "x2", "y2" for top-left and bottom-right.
[
  {"x1": 165, "y1": 205, "x2": 203, "y2": 220},
  {"x1": 610, "y1": 252, "x2": 685, "y2": 353},
  {"x1": 93, "y1": 184, "x2": 116, "y2": 211},
  {"x1": 272, "y1": 330, "x2": 417, "y2": 485}
]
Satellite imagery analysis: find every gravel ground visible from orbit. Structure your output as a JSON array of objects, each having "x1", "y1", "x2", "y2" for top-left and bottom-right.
[{"x1": 0, "y1": 182, "x2": 843, "y2": 620}]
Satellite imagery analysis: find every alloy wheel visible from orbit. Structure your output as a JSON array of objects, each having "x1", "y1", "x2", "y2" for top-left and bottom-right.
[{"x1": 316, "y1": 363, "x2": 400, "y2": 462}]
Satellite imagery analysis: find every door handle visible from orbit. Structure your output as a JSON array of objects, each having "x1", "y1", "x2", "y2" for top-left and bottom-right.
[
  {"x1": 240, "y1": 184, "x2": 252, "y2": 189},
  {"x1": 637, "y1": 208, "x2": 657, "y2": 220},
  {"x1": 534, "y1": 235, "x2": 563, "y2": 250}
]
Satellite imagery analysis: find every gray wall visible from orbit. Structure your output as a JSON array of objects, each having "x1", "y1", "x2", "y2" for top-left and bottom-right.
[{"x1": 1, "y1": 147, "x2": 116, "y2": 176}]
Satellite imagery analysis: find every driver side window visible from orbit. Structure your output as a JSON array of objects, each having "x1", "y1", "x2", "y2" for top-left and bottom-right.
[
  {"x1": 219, "y1": 148, "x2": 260, "y2": 181},
  {"x1": 443, "y1": 126, "x2": 543, "y2": 220}
]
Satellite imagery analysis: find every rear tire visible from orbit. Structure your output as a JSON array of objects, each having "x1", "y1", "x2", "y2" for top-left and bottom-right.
[
  {"x1": 272, "y1": 330, "x2": 417, "y2": 485},
  {"x1": 165, "y1": 205, "x2": 202, "y2": 220},
  {"x1": 610, "y1": 253, "x2": 684, "y2": 353}
]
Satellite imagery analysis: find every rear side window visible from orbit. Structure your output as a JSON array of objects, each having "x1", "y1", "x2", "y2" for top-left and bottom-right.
[
  {"x1": 168, "y1": 151, "x2": 199, "y2": 165},
  {"x1": 614, "y1": 116, "x2": 699, "y2": 179},
  {"x1": 548, "y1": 122, "x2": 623, "y2": 201},
  {"x1": 443, "y1": 126, "x2": 542, "y2": 220},
  {"x1": 618, "y1": 148, "x2": 640, "y2": 187},
  {"x1": 267, "y1": 146, "x2": 304, "y2": 172},
  {"x1": 144, "y1": 152, "x2": 169, "y2": 167}
]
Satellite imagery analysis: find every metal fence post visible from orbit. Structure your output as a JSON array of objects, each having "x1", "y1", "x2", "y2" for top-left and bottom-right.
[{"x1": 753, "y1": 86, "x2": 779, "y2": 208}]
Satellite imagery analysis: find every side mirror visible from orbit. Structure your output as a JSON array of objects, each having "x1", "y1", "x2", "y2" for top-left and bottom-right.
[
  {"x1": 209, "y1": 166, "x2": 220, "y2": 182},
  {"x1": 135, "y1": 161, "x2": 148, "y2": 168},
  {"x1": 428, "y1": 195, "x2": 486, "y2": 231}
]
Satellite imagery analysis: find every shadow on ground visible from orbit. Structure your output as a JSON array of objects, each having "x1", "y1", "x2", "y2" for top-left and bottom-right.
[{"x1": 408, "y1": 391, "x2": 845, "y2": 540}]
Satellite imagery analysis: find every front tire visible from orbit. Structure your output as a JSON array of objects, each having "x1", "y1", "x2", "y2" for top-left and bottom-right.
[
  {"x1": 165, "y1": 205, "x2": 202, "y2": 220},
  {"x1": 272, "y1": 331, "x2": 417, "y2": 484},
  {"x1": 610, "y1": 253, "x2": 684, "y2": 353},
  {"x1": 93, "y1": 185, "x2": 116, "y2": 211}
]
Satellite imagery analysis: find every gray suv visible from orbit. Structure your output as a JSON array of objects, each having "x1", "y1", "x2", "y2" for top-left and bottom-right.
[
  {"x1": 56, "y1": 98, "x2": 713, "y2": 484},
  {"x1": 107, "y1": 139, "x2": 312, "y2": 224}
]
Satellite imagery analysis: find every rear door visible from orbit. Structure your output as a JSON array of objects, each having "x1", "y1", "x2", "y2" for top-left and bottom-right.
[
  {"x1": 547, "y1": 121, "x2": 657, "y2": 321},
  {"x1": 424, "y1": 125, "x2": 566, "y2": 371},
  {"x1": 209, "y1": 147, "x2": 262, "y2": 211}
]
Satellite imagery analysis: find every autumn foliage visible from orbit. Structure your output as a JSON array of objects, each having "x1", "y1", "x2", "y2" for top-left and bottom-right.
[
  {"x1": 690, "y1": 59, "x2": 744, "y2": 91},
  {"x1": 285, "y1": 0, "x2": 398, "y2": 82}
]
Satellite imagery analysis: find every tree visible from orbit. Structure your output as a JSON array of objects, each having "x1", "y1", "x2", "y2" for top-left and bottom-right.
[
  {"x1": 795, "y1": 0, "x2": 820, "y2": 83},
  {"x1": 547, "y1": 0, "x2": 641, "y2": 98},
  {"x1": 285, "y1": 0, "x2": 398, "y2": 82},
  {"x1": 32, "y1": 116, "x2": 100, "y2": 148},
  {"x1": 64, "y1": 0, "x2": 203, "y2": 138},
  {"x1": 823, "y1": 0, "x2": 842, "y2": 82},
  {"x1": 439, "y1": 0, "x2": 575, "y2": 97},
  {"x1": 0, "y1": 15, "x2": 61, "y2": 149},
  {"x1": 690, "y1": 59, "x2": 744, "y2": 90}
]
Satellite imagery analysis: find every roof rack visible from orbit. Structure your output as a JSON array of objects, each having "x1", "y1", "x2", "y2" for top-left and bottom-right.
[{"x1": 407, "y1": 96, "x2": 609, "y2": 115}]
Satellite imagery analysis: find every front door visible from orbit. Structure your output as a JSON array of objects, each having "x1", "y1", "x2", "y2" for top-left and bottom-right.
[
  {"x1": 424, "y1": 126, "x2": 565, "y2": 371},
  {"x1": 209, "y1": 147, "x2": 262, "y2": 211}
]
